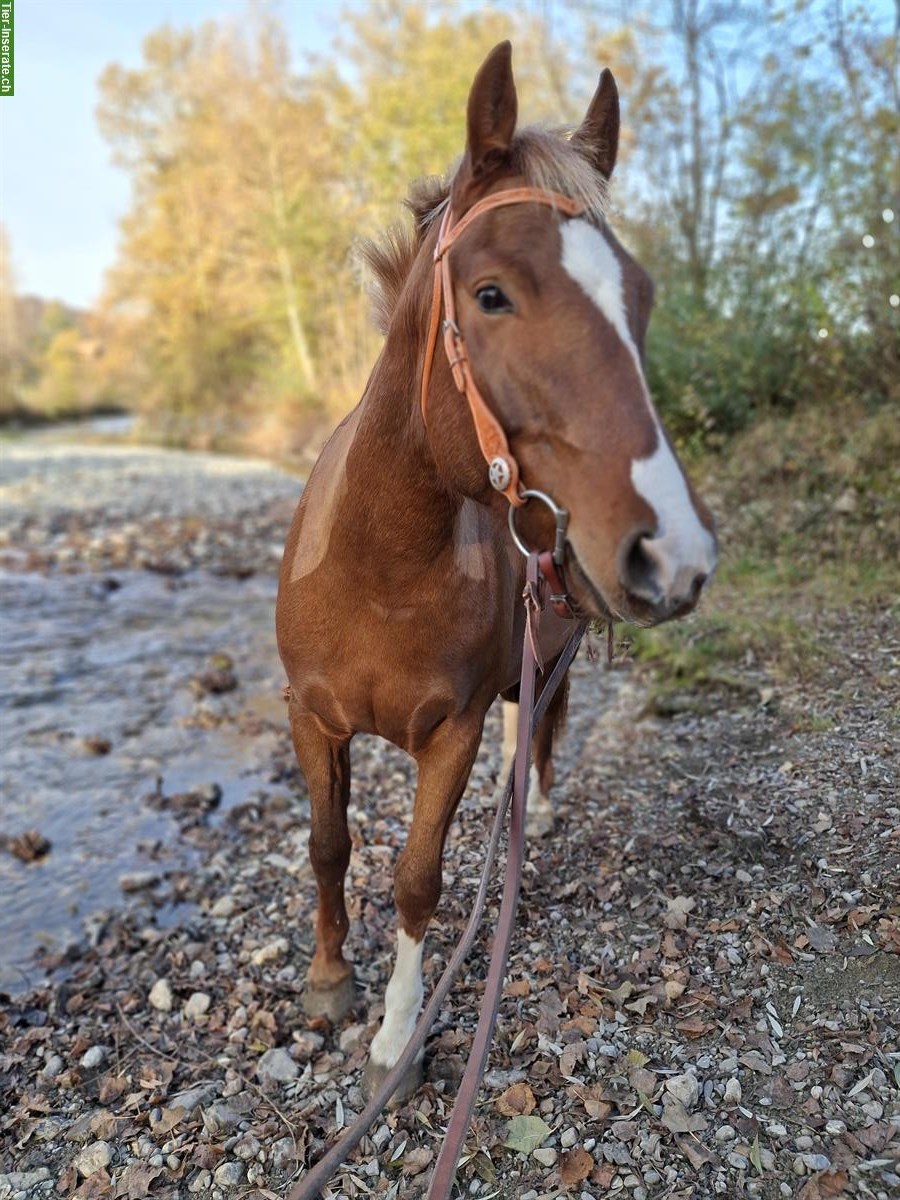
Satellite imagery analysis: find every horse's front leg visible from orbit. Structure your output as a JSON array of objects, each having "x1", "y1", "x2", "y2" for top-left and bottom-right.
[
  {"x1": 501, "y1": 662, "x2": 570, "y2": 838},
  {"x1": 289, "y1": 705, "x2": 356, "y2": 1021},
  {"x1": 364, "y1": 714, "x2": 483, "y2": 1100}
]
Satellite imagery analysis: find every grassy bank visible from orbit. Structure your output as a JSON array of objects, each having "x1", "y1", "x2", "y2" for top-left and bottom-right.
[{"x1": 623, "y1": 399, "x2": 899, "y2": 713}]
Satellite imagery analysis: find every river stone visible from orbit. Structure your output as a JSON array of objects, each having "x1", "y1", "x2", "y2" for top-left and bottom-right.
[
  {"x1": 149, "y1": 978, "x2": 173, "y2": 1011},
  {"x1": 183, "y1": 991, "x2": 211, "y2": 1020},
  {"x1": 251, "y1": 937, "x2": 289, "y2": 966},
  {"x1": 42, "y1": 1053, "x2": 64, "y2": 1078},
  {"x1": 214, "y1": 1161, "x2": 245, "y2": 1186},
  {"x1": 665, "y1": 1071, "x2": 700, "y2": 1109},
  {"x1": 234, "y1": 1133, "x2": 261, "y2": 1161},
  {"x1": 724, "y1": 1077, "x2": 742, "y2": 1104},
  {"x1": 171, "y1": 1082, "x2": 219, "y2": 1115},
  {"x1": 257, "y1": 1046, "x2": 298, "y2": 1083},
  {"x1": 75, "y1": 1141, "x2": 113, "y2": 1177},
  {"x1": 271, "y1": 1136, "x2": 295, "y2": 1169},
  {"x1": 211, "y1": 895, "x2": 236, "y2": 918},
  {"x1": 80, "y1": 1045, "x2": 106, "y2": 1069},
  {"x1": 0, "y1": 1170, "x2": 51, "y2": 1189},
  {"x1": 202, "y1": 1101, "x2": 242, "y2": 1134}
]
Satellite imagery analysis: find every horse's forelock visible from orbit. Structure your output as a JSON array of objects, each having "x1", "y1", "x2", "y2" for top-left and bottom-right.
[{"x1": 359, "y1": 127, "x2": 609, "y2": 334}]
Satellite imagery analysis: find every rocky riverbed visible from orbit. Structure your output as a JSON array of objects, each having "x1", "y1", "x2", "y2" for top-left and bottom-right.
[{"x1": 0, "y1": 429, "x2": 897, "y2": 1200}]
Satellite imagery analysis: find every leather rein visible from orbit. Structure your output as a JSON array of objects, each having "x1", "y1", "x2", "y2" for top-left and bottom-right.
[{"x1": 287, "y1": 188, "x2": 590, "y2": 1200}]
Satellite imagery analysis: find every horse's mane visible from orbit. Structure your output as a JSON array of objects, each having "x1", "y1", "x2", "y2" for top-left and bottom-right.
[{"x1": 360, "y1": 126, "x2": 609, "y2": 334}]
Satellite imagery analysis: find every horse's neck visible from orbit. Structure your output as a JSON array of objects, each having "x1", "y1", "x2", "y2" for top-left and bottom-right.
[{"x1": 345, "y1": 325, "x2": 457, "y2": 568}]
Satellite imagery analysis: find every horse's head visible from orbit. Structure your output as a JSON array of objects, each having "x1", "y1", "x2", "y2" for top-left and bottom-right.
[{"x1": 436, "y1": 42, "x2": 717, "y2": 625}]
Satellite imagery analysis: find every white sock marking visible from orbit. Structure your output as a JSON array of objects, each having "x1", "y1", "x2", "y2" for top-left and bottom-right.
[
  {"x1": 559, "y1": 219, "x2": 716, "y2": 592},
  {"x1": 370, "y1": 929, "x2": 424, "y2": 1068},
  {"x1": 502, "y1": 700, "x2": 518, "y2": 769}
]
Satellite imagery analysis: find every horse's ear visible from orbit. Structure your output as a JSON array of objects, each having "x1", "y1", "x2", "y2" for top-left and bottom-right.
[
  {"x1": 464, "y1": 41, "x2": 518, "y2": 182},
  {"x1": 573, "y1": 68, "x2": 619, "y2": 179}
]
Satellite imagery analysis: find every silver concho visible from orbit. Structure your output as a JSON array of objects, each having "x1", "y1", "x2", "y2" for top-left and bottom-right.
[{"x1": 488, "y1": 456, "x2": 512, "y2": 492}]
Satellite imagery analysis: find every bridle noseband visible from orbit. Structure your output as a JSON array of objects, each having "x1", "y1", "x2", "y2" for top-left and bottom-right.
[{"x1": 420, "y1": 187, "x2": 585, "y2": 617}]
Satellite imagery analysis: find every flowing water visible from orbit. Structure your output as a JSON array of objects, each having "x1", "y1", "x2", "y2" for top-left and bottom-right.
[{"x1": 0, "y1": 424, "x2": 302, "y2": 993}]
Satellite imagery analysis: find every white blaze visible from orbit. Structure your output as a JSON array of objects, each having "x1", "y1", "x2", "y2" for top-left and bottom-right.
[
  {"x1": 559, "y1": 219, "x2": 716, "y2": 599},
  {"x1": 369, "y1": 929, "x2": 424, "y2": 1068}
]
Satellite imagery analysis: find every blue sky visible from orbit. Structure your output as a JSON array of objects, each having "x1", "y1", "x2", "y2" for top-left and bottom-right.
[{"x1": 0, "y1": 0, "x2": 343, "y2": 307}]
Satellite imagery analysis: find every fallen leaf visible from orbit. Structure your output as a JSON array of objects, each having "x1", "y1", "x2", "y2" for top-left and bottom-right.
[
  {"x1": 149, "y1": 1105, "x2": 185, "y2": 1136},
  {"x1": 503, "y1": 1115, "x2": 552, "y2": 1155},
  {"x1": 402, "y1": 1147, "x2": 433, "y2": 1176},
  {"x1": 495, "y1": 1082, "x2": 536, "y2": 1117},
  {"x1": 504, "y1": 978, "x2": 531, "y2": 997},
  {"x1": 676, "y1": 1136, "x2": 717, "y2": 1169},
  {"x1": 807, "y1": 923, "x2": 838, "y2": 953},
  {"x1": 665, "y1": 895, "x2": 696, "y2": 930},
  {"x1": 675, "y1": 1015, "x2": 715, "y2": 1039},
  {"x1": 661, "y1": 1097, "x2": 707, "y2": 1135},
  {"x1": 114, "y1": 1164, "x2": 164, "y2": 1200},
  {"x1": 560, "y1": 1147, "x2": 593, "y2": 1187},
  {"x1": 560, "y1": 1039, "x2": 586, "y2": 1078},
  {"x1": 749, "y1": 1133, "x2": 763, "y2": 1175},
  {"x1": 600, "y1": 981, "x2": 634, "y2": 1005},
  {"x1": 584, "y1": 1096, "x2": 612, "y2": 1121}
]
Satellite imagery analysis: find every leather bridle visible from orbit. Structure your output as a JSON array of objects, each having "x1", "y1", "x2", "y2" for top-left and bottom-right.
[{"x1": 421, "y1": 187, "x2": 587, "y2": 618}]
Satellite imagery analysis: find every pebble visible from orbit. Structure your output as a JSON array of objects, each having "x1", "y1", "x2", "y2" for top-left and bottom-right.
[
  {"x1": 118, "y1": 870, "x2": 159, "y2": 892},
  {"x1": 825, "y1": 1119, "x2": 847, "y2": 1134},
  {"x1": 211, "y1": 895, "x2": 236, "y2": 918},
  {"x1": 271, "y1": 1136, "x2": 295, "y2": 1169},
  {"x1": 338, "y1": 1024, "x2": 367, "y2": 1054},
  {"x1": 665, "y1": 1071, "x2": 700, "y2": 1109},
  {"x1": 149, "y1": 978, "x2": 173, "y2": 1011},
  {"x1": 715, "y1": 1124, "x2": 736, "y2": 1142},
  {"x1": 801, "y1": 1153, "x2": 831, "y2": 1172},
  {"x1": 202, "y1": 1101, "x2": 242, "y2": 1134},
  {"x1": 793, "y1": 1156, "x2": 807, "y2": 1177},
  {"x1": 257, "y1": 1046, "x2": 299, "y2": 1083},
  {"x1": 171, "y1": 1082, "x2": 218, "y2": 1114},
  {"x1": 214, "y1": 1161, "x2": 245, "y2": 1186},
  {"x1": 42, "y1": 1054, "x2": 64, "y2": 1078},
  {"x1": 795, "y1": 1135, "x2": 814, "y2": 1150},
  {"x1": 766, "y1": 1124, "x2": 788, "y2": 1137},
  {"x1": 533, "y1": 1148, "x2": 558, "y2": 1167},
  {"x1": 560, "y1": 1127, "x2": 578, "y2": 1148},
  {"x1": 234, "y1": 1133, "x2": 260, "y2": 1161},
  {"x1": 251, "y1": 936, "x2": 289, "y2": 966},
  {"x1": 75, "y1": 1142, "x2": 113, "y2": 1177},
  {"x1": 0, "y1": 1171, "x2": 51, "y2": 1190},
  {"x1": 184, "y1": 991, "x2": 211, "y2": 1020},
  {"x1": 80, "y1": 1045, "x2": 106, "y2": 1069},
  {"x1": 189, "y1": 1169, "x2": 213, "y2": 1193},
  {"x1": 727, "y1": 1152, "x2": 748, "y2": 1170},
  {"x1": 723, "y1": 1077, "x2": 742, "y2": 1104}
]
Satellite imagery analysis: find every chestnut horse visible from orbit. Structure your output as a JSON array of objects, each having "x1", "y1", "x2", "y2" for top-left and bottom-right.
[{"x1": 276, "y1": 43, "x2": 717, "y2": 1098}]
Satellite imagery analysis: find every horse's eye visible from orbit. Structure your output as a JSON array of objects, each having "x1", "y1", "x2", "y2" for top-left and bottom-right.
[{"x1": 475, "y1": 284, "x2": 513, "y2": 314}]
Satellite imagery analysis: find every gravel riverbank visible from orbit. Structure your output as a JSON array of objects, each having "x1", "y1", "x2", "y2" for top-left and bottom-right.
[{"x1": 1, "y1": 433, "x2": 897, "y2": 1200}]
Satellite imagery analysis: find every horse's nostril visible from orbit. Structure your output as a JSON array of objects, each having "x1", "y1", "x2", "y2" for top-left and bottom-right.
[{"x1": 619, "y1": 529, "x2": 661, "y2": 603}]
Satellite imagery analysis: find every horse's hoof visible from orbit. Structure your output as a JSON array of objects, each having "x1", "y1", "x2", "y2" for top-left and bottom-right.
[
  {"x1": 525, "y1": 804, "x2": 554, "y2": 839},
  {"x1": 362, "y1": 1056, "x2": 424, "y2": 1105},
  {"x1": 302, "y1": 973, "x2": 356, "y2": 1021}
]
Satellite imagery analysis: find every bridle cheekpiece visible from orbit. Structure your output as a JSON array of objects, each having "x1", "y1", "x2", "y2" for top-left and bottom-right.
[{"x1": 419, "y1": 186, "x2": 585, "y2": 615}]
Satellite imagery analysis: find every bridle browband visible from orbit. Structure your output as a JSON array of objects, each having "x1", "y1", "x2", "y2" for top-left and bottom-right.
[{"x1": 420, "y1": 187, "x2": 586, "y2": 617}]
